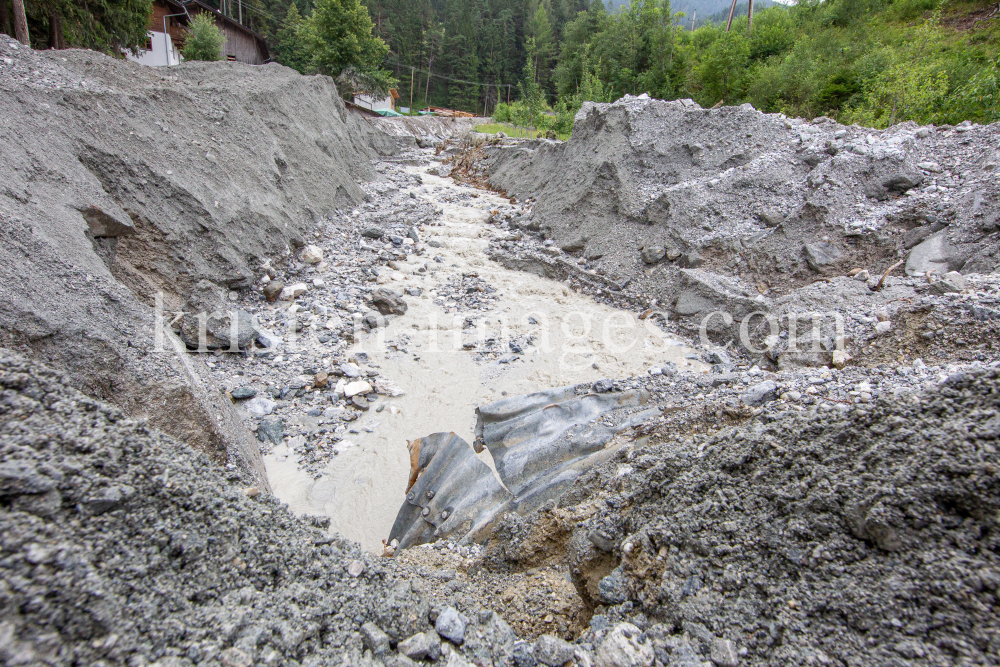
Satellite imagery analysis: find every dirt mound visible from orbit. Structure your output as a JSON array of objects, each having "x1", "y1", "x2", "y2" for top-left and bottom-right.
[
  {"x1": 477, "y1": 96, "x2": 1000, "y2": 342},
  {"x1": 485, "y1": 367, "x2": 1000, "y2": 665},
  {"x1": 0, "y1": 38, "x2": 408, "y2": 481},
  {"x1": 0, "y1": 350, "x2": 525, "y2": 666}
]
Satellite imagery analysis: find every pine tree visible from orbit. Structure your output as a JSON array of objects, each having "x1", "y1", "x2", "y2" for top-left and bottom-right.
[
  {"x1": 273, "y1": 3, "x2": 310, "y2": 73},
  {"x1": 24, "y1": 0, "x2": 152, "y2": 53}
]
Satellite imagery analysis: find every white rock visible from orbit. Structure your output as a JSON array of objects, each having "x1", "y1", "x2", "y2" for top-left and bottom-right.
[
  {"x1": 594, "y1": 623, "x2": 654, "y2": 667},
  {"x1": 334, "y1": 440, "x2": 358, "y2": 454},
  {"x1": 373, "y1": 378, "x2": 405, "y2": 397},
  {"x1": 853, "y1": 270, "x2": 869, "y2": 281},
  {"x1": 325, "y1": 316, "x2": 343, "y2": 330},
  {"x1": 832, "y1": 349, "x2": 852, "y2": 369},
  {"x1": 245, "y1": 396, "x2": 276, "y2": 417},
  {"x1": 278, "y1": 283, "x2": 308, "y2": 301},
  {"x1": 874, "y1": 321, "x2": 892, "y2": 335},
  {"x1": 256, "y1": 328, "x2": 281, "y2": 349},
  {"x1": 344, "y1": 381, "x2": 373, "y2": 397},
  {"x1": 301, "y1": 244, "x2": 324, "y2": 264},
  {"x1": 942, "y1": 271, "x2": 968, "y2": 290},
  {"x1": 918, "y1": 161, "x2": 942, "y2": 173},
  {"x1": 334, "y1": 378, "x2": 347, "y2": 398},
  {"x1": 710, "y1": 638, "x2": 739, "y2": 667}
]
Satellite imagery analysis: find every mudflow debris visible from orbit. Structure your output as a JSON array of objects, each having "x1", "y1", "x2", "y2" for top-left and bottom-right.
[{"x1": 1, "y1": 39, "x2": 1000, "y2": 667}]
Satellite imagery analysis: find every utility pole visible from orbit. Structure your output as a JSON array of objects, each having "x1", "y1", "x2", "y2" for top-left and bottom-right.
[
  {"x1": 238, "y1": 0, "x2": 242, "y2": 25},
  {"x1": 424, "y1": 63, "x2": 432, "y2": 111},
  {"x1": 409, "y1": 67, "x2": 414, "y2": 115},
  {"x1": 691, "y1": 10, "x2": 696, "y2": 31},
  {"x1": 747, "y1": 0, "x2": 755, "y2": 34},
  {"x1": 12, "y1": 0, "x2": 29, "y2": 46}
]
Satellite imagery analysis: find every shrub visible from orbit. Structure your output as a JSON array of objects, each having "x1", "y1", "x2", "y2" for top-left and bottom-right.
[{"x1": 182, "y1": 13, "x2": 225, "y2": 62}]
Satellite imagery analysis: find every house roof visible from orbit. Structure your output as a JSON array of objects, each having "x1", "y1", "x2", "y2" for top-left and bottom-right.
[{"x1": 180, "y1": 0, "x2": 270, "y2": 61}]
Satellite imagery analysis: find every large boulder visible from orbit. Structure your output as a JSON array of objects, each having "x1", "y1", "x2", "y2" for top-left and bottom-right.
[
  {"x1": 175, "y1": 280, "x2": 258, "y2": 351},
  {"x1": 905, "y1": 231, "x2": 966, "y2": 276}
]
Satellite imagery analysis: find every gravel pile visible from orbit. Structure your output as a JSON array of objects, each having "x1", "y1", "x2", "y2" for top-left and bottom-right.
[
  {"x1": 471, "y1": 95, "x2": 1000, "y2": 366},
  {"x1": 485, "y1": 367, "x2": 1000, "y2": 666},
  {"x1": 0, "y1": 351, "x2": 523, "y2": 667}
]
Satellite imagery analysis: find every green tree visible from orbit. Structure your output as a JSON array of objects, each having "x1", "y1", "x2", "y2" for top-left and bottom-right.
[
  {"x1": 182, "y1": 12, "x2": 225, "y2": 61},
  {"x1": 519, "y1": 37, "x2": 546, "y2": 127},
  {"x1": 25, "y1": 0, "x2": 152, "y2": 53},
  {"x1": 273, "y1": 3, "x2": 310, "y2": 72},
  {"x1": 305, "y1": 0, "x2": 391, "y2": 85},
  {"x1": 696, "y1": 27, "x2": 750, "y2": 104},
  {"x1": 529, "y1": 2, "x2": 553, "y2": 93}
]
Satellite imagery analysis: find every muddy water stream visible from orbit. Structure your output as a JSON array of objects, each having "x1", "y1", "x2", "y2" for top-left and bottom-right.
[{"x1": 265, "y1": 163, "x2": 699, "y2": 552}]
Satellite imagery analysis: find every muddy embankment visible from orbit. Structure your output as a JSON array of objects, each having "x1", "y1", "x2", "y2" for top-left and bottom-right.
[
  {"x1": 0, "y1": 38, "x2": 469, "y2": 485},
  {"x1": 471, "y1": 96, "x2": 1000, "y2": 368}
]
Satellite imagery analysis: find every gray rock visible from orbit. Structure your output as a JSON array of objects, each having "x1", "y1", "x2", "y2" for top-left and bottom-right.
[
  {"x1": 598, "y1": 568, "x2": 628, "y2": 604},
  {"x1": 678, "y1": 251, "x2": 703, "y2": 268},
  {"x1": 640, "y1": 246, "x2": 666, "y2": 264},
  {"x1": 373, "y1": 288, "x2": 408, "y2": 316},
  {"x1": 0, "y1": 460, "x2": 56, "y2": 496},
  {"x1": 668, "y1": 640, "x2": 703, "y2": 667},
  {"x1": 398, "y1": 631, "x2": 442, "y2": 661},
  {"x1": 351, "y1": 395, "x2": 370, "y2": 410},
  {"x1": 592, "y1": 379, "x2": 615, "y2": 393},
  {"x1": 231, "y1": 387, "x2": 256, "y2": 400},
  {"x1": 682, "y1": 621, "x2": 714, "y2": 647},
  {"x1": 883, "y1": 173, "x2": 923, "y2": 193},
  {"x1": 362, "y1": 622, "x2": 391, "y2": 655},
  {"x1": 708, "y1": 350, "x2": 732, "y2": 365},
  {"x1": 407, "y1": 226, "x2": 420, "y2": 243},
  {"x1": 710, "y1": 638, "x2": 738, "y2": 667},
  {"x1": 257, "y1": 418, "x2": 284, "y2": 446},
  {"x1": 384, "y1": 654, "x2": 419, "y2": 667},
  {"x1": 85, "y1": 484, "x2": 134, "y2": 514},
  {"x1": 513, "y1": 640, "x2": 537, "y2": 667},
  {"x1": 594, "y1": 623, "x2": 654, "y2": 667},
  {"x1": 178, "y1": 308, "x2": 259, "y2": 351},
  {"x1": 428, "y1": 239, "x2": 445, "y2": 248},
  {"x1": 362, "y1": 226, "x2": 385, "y2": 238},
  {"x1": 435, "y1": 607, "x2": 468, "y2": 645},
  {"x1": 340, "y1": 363, "x2": 362, "y2": 378},
  {"x1": 405, "y1": 287, "x2": 422, "y2": 297},
  {"x1": 757, "y1": 209, "x2": 783, "y2": 228},
  {"x1": 905, "y1": 232, "x2": 966, "y2": 276},
  {"x1": 803, "y1": 242, "x2": 843, "y2": 273},
  {"x1": 534, "y1": 634, "x2": 576, "y2": 666},
  {"x1": 742, "y1": 380, "x2": 778, "y2": 405},
  {"x1": 673, "y1": 269, "x2": 767, "y2": 328}
]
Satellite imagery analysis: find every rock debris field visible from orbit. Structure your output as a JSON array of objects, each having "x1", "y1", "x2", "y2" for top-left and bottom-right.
[{"x1": 1, "y1": 41, "x2": 1000, "y2": 667}]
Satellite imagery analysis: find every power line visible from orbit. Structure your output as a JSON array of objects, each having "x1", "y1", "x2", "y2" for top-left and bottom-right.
[{"x1": 385, "y1": 58, "x2": 511, "y2": 89}]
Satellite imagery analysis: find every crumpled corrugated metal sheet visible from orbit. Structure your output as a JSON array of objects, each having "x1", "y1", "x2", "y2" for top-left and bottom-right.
[
  {"x1": 388, "y1": 387, "x2": 660, "y2": 549},
  {"x1": 475, "y1": 387, "x2": 656, "y2": 512},
  {"x1": 388, "y1": 432, "x2": 513, "y2": 550}
]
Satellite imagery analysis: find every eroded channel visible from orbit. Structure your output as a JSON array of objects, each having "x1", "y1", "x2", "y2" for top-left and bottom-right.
[{"x1": 264, "y1": 159, "x2": 700, "y2": 551}]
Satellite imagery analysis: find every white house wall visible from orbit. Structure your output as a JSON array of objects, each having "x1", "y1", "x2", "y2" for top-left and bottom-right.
[
  {"x1": 353, "y1": 94, "x2": 393, "y2": 111},
  {"x1": 127, "y1": 31, "x2": 181, "y2": 67}
]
